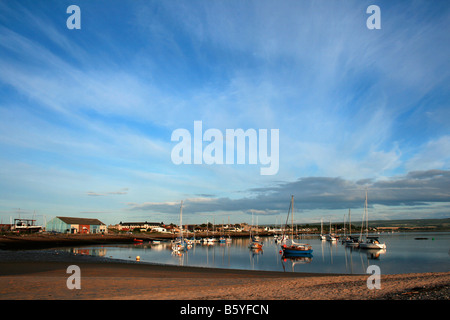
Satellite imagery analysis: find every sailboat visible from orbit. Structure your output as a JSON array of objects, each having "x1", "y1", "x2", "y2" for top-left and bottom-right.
[
  {"x1": 320, "y1": 218, "x2": 326, "y2": 240},
  {"x1": 343, "y1": 209, "x2": 360, "y2": 247},
  {"x1": 219, "y1": 219, "x2": 226, "y2": 243},
  {"x1": 249, "y1": 213, "x2": 263, "y2": 250},
  {"x1": 249, "y1": 237, "x2": 263, "y2": 249},
  {"x1": 281, "y1": 196, "x2": 313, "y2": 256},
  {"x1": 171, "y1": 201, "x2": 187, "y2": 252},
  {"x1": 275, "y1": 221, "x2": 288, "y2": 243},
  {"x1": 226, "y1": 217, "x2": 232, "y2": 243},
  {"x1": 359, "y1": 190, "x2": 386, "y2": 250},
  {"x1": 326, "y1": 219, "x2": 337, "y2": 241},
  {"x1": 207, "y1": 218, "x2": 217, "y2": 243}
]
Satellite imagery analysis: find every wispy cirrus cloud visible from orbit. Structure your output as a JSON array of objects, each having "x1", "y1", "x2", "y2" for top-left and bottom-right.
[
  {"x1": 86, "y1": 192, "x2": 105, "y2": 197},
  {"x1": 86, "y1": 188, "x2": 129, "y2": 197},
  {"x1": 405, "y1": 136, "x2": 450, "y2": 172}
]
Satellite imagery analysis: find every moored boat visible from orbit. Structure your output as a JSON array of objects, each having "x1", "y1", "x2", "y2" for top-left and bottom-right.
[
  {"x1": 171, "y1": 201, "x2": 188, "y2": 252},
  {"x1": 207, "y1": 237, "x2": 217, "y2": 243},
  {"x1": 281, "y1": 240, "x2": 313, "y2": 255},
  {"x1": 326, "y1": 219, "x2": 337, "y2": 241},
  {"x1": 358, "y1": 190, "x2": 387, "y2": 250},
  {"x1": 249, "y1": 238, "x2": 263, "y2": 249},
  {"x1": 319, "y1": 219, "x2": 326, "y2": 240},
  {"x1": 359, "y1": 236, "x2": 386, "y2": 249},
  {"x1": 171, "y1": 241, "x2": 187, "y2": 252},
  {"x1": 248, "y1": 213, "x2": 263, "y2": 250},
  {"x1": 343, "y1": 235, "x2": 360, "y2": 247},
  {"x1": 275, "y1": 234, "x2": 288, "y2": 243},
  {"x1": 281, "y1": 196, "x2": 313, "y2": 256},
  {"x1": 326, "y1": 234, "x2": 337, "y2": 241}
]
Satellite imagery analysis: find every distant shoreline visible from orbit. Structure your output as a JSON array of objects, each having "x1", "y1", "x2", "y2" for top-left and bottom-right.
[
  {"x1": 0, "y1": 232, "x2": 256, "y2": 250},
  {"x1": 1, "y1": 229, "x2": 449, "y2": 250}
]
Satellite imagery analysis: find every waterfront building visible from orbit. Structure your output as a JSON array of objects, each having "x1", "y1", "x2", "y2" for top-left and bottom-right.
[{"x1": 46, "y1": 216, "x2": 107, "y2": 234}]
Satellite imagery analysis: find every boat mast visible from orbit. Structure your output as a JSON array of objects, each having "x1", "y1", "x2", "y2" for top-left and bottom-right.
[
  {"x1": 250, "y1": 211, "x2": 253, "y2": 239},
  {"x1": 291, "y1": 195, "x2": 294, "y2": 240},
  {"x1": 360, "y1": 191, "x2": 368, "y2": 242},
  {"x1": 256, "y1": 216, "x2": 259, "y2": 236},
  {"x1": 283, "y1": 199, "x2": 292, "y2": 239},
  {"x1": 343, "y1": 214, "x2": 346, "y2": 237},
  {"x1": 365, "y1": 190, "x2": 368, "y2": 239},
  {"x1": 179, "y1": 200, "x2": 183, "y2": 241},
  {"x1": 349, "y1": 209, "x2": 351, "y2": 236}
]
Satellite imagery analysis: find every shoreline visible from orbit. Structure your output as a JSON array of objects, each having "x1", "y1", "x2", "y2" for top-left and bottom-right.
[
  {"x1": 0, "y1": 233, "x2": 142, "y2": 250},
  {"x1": 1, "y1": 247, "x2": 449, "y2": 300},
  {"x1": 2, "y1": 231, "x2": 449, "y2": 250}
]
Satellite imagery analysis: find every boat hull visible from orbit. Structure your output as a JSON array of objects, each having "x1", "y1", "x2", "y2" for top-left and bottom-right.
[
  {"x1": 282, "y1": 248, "x2": 313, "y2": 255},
  {"x1": 359, "y1": 243, "x2": 386, "y2": 249},
  {"x1": 283, "y1": 252, "x2": 313, "y2": 260},
  {"x1": 282, "y1": 243, "x2": 313, "y2": 255},
  {"x1": 249, "y1": 242, "x2": 263, "y2": 249},
  {"x1": 172, "y1": 243, "x2": 187, "y2": 251},
  {"x1": 344, "y1": 242, "x2": 360, "y2": 247}
]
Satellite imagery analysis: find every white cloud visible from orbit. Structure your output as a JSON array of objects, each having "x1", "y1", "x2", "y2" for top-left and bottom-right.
[{"x1": 406, "y1": 136, "x2": 450, "y2": 171}]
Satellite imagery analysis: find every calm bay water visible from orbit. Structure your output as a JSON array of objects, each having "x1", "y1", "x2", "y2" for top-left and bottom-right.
[{"x1": 66, "y1": 232, "x2": 450, "y2": 275}]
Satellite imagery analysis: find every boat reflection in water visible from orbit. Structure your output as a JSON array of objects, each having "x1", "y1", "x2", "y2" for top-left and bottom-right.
[
  {"x1": 249, "y1": 247, "x2": 263, "y2": 270},
  {"x1": 361, "y1": 248, "x2": 386, "y2": 260},
  {"x1": 281, "y1": 253, "x2": 313, "y2": 272},
  {"x1": 250, "y1": 247, "x2": 263, "y2": 255},
  {"x1": 65, "y1": 247, "x2": 108, "y2": 257}
]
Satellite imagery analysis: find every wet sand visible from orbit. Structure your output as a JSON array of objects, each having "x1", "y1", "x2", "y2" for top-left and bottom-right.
[{"x1": 0, "y1": 248, "x2": 449, "y2": 300}]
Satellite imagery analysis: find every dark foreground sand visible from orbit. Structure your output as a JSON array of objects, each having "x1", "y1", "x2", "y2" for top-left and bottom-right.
[{"x1": 0, "y1": 248, "x2": 449, "y2": 300}]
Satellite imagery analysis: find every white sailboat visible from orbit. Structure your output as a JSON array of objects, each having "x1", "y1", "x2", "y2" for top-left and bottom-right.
[
  {"x1": 207, "y1": 218, "x2": 217, "y2": 243},
  {"x1": 326, "y1": 219, "x2": 337, "y2": 241},
  {"x1": 171, "y1": 201, "x2": 187, "y2": 252},
  {"x1": 343, "y1": 209, "x2": 360, "y2": 247},
  {"x1": 359, "y1": 190, "x2": 386, "y2": 250},
  {"x1": 320, "y1": 218, "x2": 326, "y2": 240}
]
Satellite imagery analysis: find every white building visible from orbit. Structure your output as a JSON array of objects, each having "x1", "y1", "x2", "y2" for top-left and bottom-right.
[{"x1": 116, "y1": 221, "x2": 163, "y2": 232}]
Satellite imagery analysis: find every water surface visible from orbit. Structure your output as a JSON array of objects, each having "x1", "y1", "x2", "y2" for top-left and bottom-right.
[{"x1": 64, "y1": 232, "x2": 450, "y2": 274}]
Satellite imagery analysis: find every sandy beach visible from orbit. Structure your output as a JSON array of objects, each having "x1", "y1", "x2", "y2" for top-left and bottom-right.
[{"x1": 0, "y1": 244, "x2": 449, "y2": 301}]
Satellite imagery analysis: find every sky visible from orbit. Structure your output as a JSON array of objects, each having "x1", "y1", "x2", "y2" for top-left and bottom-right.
[{"x1": 0, "y1": 0, "x2": 449, "y2": 226}]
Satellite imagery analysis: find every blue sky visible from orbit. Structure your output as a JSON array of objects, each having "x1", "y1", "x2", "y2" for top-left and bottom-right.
[{"x1": 0, "y1": 0, "x2": 449, "y2": 226}]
